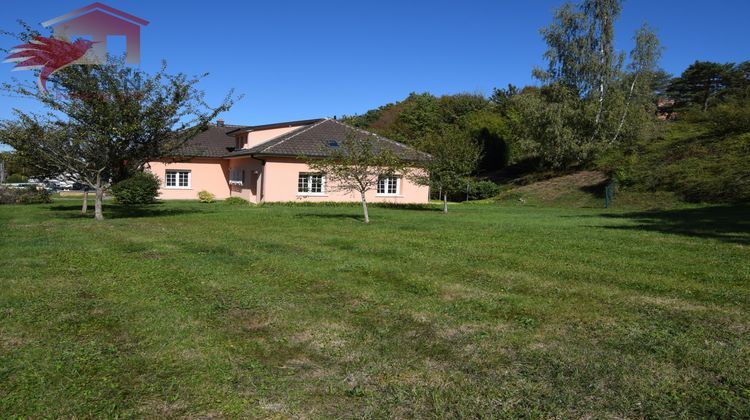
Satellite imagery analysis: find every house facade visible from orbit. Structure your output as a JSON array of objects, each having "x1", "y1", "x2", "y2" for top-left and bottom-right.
[{"x1": 146, "y1": 118, "x2": 430, "y2": 203}]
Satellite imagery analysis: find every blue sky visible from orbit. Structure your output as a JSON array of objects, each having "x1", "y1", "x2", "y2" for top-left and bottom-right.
[{"x1": 1, "y1": 0, "x2": 749, "y2": 151}]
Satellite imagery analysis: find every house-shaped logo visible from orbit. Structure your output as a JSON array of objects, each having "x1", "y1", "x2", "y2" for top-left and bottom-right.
[{"x1": 41, "y1": 2, "x2": 149, "y2": 65}]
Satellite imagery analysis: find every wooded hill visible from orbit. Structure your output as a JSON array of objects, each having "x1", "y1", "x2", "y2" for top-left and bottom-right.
[
  {"x1": 345, "y1": 65, "x2": 749, "y2": 205},
  {"x1": 346, "y1": 0, "x2": 749, "y2": 206}
]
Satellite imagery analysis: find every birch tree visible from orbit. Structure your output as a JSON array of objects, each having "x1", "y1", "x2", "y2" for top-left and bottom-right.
[
  {"x1": 512, "y1": 0, "x2": 661, "y2": 168},
  {"x1": 611, "y1": 24, "x2": 661, "y2": 144}
]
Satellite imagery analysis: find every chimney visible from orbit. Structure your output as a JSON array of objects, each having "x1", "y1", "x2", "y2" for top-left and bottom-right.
[{"x1": 216, "y1": 119, "x2": 225, "y2": 127}]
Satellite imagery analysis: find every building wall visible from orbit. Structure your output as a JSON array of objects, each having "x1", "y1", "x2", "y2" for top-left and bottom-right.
[
  {"x1": 243, "y1": 126, "x2": 303, "y2": 149},
  {"x1": 262, "y1": 157, "x2": 429, "y2": 203},
  {"x1": 147, "y1": 158, "x2": 230, "y2": 200},
  {"x1": 227, "y1": 157, "x2": 264, "y2": 202},
  {"x1": 148, "y1": 156, "x2": 430, "y2": 204}
]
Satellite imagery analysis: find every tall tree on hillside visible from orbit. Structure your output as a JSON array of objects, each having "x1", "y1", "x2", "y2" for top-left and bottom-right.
[
  {"x1": 411, "y1": 128, "x2": 482, "y2": 213},
  {"x1": 668, "y1": 61, "x2": 734, "y2": 111},
  {"x1": 649, "y1": 69, "x2": 673, "y2": 99},
  {"x1": 511, "y1": 0, "x2": 660, "y2": 168},
  {"x1": 306, "y1": 132, "x2": 406, "y2": 224},
  {"x1": 583, "y1": 0, "x2": 622, "y2": 132},
  {"x1": 1, "y1": 57, "x2": 236, "y2": 220},
  {"x1": 728, "y1": 61, "x2": 750, "y2": 100},
  {"x1": 611, "y1": 24, "x2": 661, "y2": 144}
]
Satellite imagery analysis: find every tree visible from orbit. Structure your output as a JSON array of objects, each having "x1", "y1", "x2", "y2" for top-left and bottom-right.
[
  {"x1": 511, "y1": 0, "x2": 660, "y2": 169},
  {"x1": 507, "y1": 85, "x2": 594, "y2": 168},
  {"x1": 0, "y1": 150, "x2": 30, "y2": 179},
  {"x1": 582, "y1": 0, "x2": 622, "y2": 132},
  {"x1": 490, "y1": 84, "x2": 519, "y2": 111},
  {"x1": 650, "y1": 69, "x2": 673, "y2": 99},
  {"x1": 1, "y1": 56, "x2": 235, "y2": 220},
  {"x1": 668, "y1": 61, "x2": 733, "y2": 111},
  {"x1": 728, "y1": 61, "x2": 750, "y2": 100},
  {"x1": 412, "y1": 128, "x2": 481, "y2": 213},
  {"x1": 306, "y1": 132, "x2": 406, "y2": 224},
  {"x1": 611, "y1": 24, "x2": 661, "y2": 144},
  {"x1": 459, "y1": 111, "x2": 510, "y2": 171}
]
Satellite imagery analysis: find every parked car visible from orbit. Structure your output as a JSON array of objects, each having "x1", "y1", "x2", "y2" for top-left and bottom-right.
[{"x1": 4, "y1": 183, "x2": 49, "y2": 191}]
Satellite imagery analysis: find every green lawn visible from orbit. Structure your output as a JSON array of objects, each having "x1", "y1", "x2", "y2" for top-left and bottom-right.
[{"x1": 0, "y1": 200, "x2": 748, "y2": 417}]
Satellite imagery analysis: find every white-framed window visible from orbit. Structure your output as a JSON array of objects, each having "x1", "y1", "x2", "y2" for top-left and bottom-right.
[
  {"x1": 298, "y1": 173, "x2": 325, "y2": 195},
  {"x1": 165, "y1": 170, "x2": 191, "y2": 189},
  {"x1": 377, "y1": 176, "x2": 400, "y2": 196}
]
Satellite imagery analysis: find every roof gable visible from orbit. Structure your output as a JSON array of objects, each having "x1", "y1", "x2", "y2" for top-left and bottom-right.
[{"x1": 42, "y1": 2, "x2": 149, "y2": 27}]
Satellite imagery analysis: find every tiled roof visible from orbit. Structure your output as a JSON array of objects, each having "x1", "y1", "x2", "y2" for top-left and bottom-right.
[
  {"x1": 226, "y1": 118, "x2": 324, "y2": 135},
  {"x1": 226, "y1": 119, "x2": 430, "y2": 161},
  {"x1": 172, "y1": 124, "x2": 241, "y2": 157}
]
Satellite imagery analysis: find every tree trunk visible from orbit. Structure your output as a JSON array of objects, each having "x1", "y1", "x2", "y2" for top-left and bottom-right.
[
  {"x1": 611, "y1": 72, "x2": 639, "y2": 145},
  {"x1": 360, "y1": 192, "x2": 370, "y2": 224},
  {"x1": 94, "y1": 175, "x2": 104, "y2": 221},
  {"x1": 443, "y1": 192, "x2": 448, "y2": 214},
  {"x1": 81, "y1": 190, "x2": 88, "y2": 214},
  {"x1": 702, "y1": 91, "x2": 710, "y2": 112}
]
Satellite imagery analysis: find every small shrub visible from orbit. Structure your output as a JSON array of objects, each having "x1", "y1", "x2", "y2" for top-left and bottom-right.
[
  {"x1": 224, "y1": 197, "x2": 249, "y2": 205},
  {"x1": 111, "y1": 172, "x2": 161, "y2": 204},
  {"x1": 0, "y1": 187, "x2": 17, "y2": 204},
  {"x1": 198, "y1": 190, "x2": 215, "y2": 203},
  {"x1": 468, "y1": 180, "x2": 501, "y2": 200},
  {"x1": 440, "y1": 180, "x2": 502, "y2": 202},
  {"x1": 18, "y1": 186, "x2": 52, "y2": 204},
  {"x1": 5, "y1": 173, "x2": 28, "y2": 183}
]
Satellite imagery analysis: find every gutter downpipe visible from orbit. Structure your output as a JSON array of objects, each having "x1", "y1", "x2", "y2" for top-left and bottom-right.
[{"x1": 254, "y1": 155, "x2": 266, "y2": 204}]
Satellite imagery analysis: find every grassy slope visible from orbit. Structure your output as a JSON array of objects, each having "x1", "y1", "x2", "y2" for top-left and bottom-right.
[
  {"x1": 494, "y1": 170, "x2": 686, "y2": 210},
  {"x1": 617, "y1": 120, "x2": 750, "y2": 203},
  {"x1": 0, "y1": 201, "x2": 748, "y2": 417}
]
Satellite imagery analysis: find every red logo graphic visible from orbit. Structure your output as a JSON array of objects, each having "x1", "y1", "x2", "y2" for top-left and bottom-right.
[
  {"x1": 3, "y1": 2, "x2": 149, "y2": 92},
  {"x1": 5, "y1": 37, "x2": 96, "y2": 91}
]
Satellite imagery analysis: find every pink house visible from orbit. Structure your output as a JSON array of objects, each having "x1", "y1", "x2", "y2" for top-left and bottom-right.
[{"x1": 146, "y1": 118, "x2": 430, "y2": 203}]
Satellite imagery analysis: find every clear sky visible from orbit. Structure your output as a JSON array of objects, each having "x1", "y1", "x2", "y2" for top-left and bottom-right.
[{"x1": 1, "y1": 0, "x2": 749, "y2": 151}]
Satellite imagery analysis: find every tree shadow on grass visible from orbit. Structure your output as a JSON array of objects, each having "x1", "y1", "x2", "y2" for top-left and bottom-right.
[
  {"x1": 598, "y1": 204, "x2": 750, "y2": 245},
  {"x1": 264, "y1": 202, "x2": 440, "y2": 212},
  {"x1": 48, "y1": 202, "x2": 205, "y2": 219},
  {"x1": 580, "y1": 179, "x2": 608, "y2": 199},
  {"x1": 372, "y1": 203, "x2": 441, "y2": 212},
  {"x1": 296, "y1": 213, "x2": 364, "y2": 223}
]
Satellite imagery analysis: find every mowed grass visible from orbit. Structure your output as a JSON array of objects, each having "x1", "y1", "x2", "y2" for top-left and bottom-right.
[{"x1": 0, "y1": 200, "x2": 748, "y2": 417}]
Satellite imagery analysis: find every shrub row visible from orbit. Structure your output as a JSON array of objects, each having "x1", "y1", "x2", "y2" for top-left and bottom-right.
[
  {"x1": 0, "y1": 186, "x2": 52, "y2": 204},
  {"x1": 432, "y1": 179, "x2": 502, "y2": 202}
]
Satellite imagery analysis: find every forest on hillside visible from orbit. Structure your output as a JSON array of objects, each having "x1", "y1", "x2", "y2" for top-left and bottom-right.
[{"x1": 345, "y1": 1, "x2": 750, "y2": 204}]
